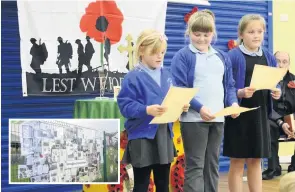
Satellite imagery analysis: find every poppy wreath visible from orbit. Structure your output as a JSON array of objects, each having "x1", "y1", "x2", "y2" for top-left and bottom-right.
[
  {"x1": 184, "y1": 7, "x2": 198, "y2": 23},
  {"x1": 170, "y1": 154, "x2": 185, "y2": 192},
  {"x1": 228, "y1": 39, "x2": 238, "y2": 50}
]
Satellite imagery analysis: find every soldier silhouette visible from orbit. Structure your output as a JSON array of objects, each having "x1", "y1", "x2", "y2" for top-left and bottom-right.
[
  {"x1": 76, "y1": 39, "x2": 92, "y2": 75},
  {"x1": 85, "y1": 36, "x2": 94, "y2": 71},
  {"x1": 75, "y1": 39, "x2": 87, "y2": 75},
  {"x1": 30, "y1": 38, "x2": 47, "y2": 74},
  {"x1": 104, "y1": 38, "x2": 111, "y2": 71},
  {"x1": 56, "y1": 37, "x2": 72, "y2": 74}
]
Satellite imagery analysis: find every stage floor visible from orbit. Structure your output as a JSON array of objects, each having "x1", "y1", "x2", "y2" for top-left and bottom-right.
[{"x1": 218, "y1": 171, "x2": 284, "y2": 192}]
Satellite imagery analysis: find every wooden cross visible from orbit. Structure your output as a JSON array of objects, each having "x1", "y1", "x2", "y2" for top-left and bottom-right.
[{"x1": 118, "y1": 34, "x2": 134, "y2": 70}]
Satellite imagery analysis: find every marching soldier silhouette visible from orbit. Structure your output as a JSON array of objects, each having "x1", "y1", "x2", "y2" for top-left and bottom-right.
[
  {"x1": 56, "y1": 37, "x2": 72, "y2": 74},
  {"x1": 85, "y1": 36, "x2": 94, "y2": 70},
  {"x1": 30, "y1": 38, "x2": 47, "y2": 75},
  {"x1": 76, "y1": 39, "x2": 92, "y2": 75}
]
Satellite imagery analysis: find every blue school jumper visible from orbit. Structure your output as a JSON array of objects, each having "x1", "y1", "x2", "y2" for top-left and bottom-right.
[
  {"x1": 228, "y1": 47, "x2": 279, "y2": 116},
  {"x1": 170, "y1": 45, "x2": 238, "y2": 113},
  {"x1": 117, "y1": 65, "x2": 174, "y2": 141}
]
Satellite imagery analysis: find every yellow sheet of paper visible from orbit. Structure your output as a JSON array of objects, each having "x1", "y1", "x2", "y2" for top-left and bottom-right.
[
  {"x1": 213, "y1": 106, "x2": 260, "y2": 117},
  {"x1": 250, "y1": 64, "x2": 287, "y2": 90},
  {"x1": 150, "y1": 87, "x2": 198, "y2": 124}
]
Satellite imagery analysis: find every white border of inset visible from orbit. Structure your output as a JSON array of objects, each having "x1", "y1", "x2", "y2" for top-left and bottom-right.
[{"x1": 8, "y1": 118, "x2": 121, "y2": 185}]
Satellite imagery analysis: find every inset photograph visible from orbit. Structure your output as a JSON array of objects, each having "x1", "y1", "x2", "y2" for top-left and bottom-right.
[{"x1": 9, "y1": 119, "x2": 120, "y2": 184}]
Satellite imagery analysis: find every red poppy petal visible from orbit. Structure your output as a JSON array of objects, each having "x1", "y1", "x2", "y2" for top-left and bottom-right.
[
  {"x1": 109, "y1": 28, "x2": 122, "y2": 44},
  {"x1": 80, "y1": 15, "x2": 96, "y2": 32},
  {"x1": 85, "y1": 1, "x2": 103, "y2": 15},
  {"x1": 102, "y1": 1, "x2": 123, "y2": 17},
  {"x1": 88, "y1": 29, "x2": 105, "y2": 43},
  {"x1": 105, "y1": 16, "x2": 123, "y2": 44},
  {"x1": 80, "y1": 14, "x2": 105, "y2": 42},
  {"x1": 101, "y1": 1, "x2": 117, "y2": 14},
  {"x1": 105, "y1": 12, "x2": 124, "y2": 26}
]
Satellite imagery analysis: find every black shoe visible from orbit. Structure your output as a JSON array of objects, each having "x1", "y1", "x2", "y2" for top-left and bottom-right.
[
  {"x1": 289, "y1": 155, "x2": 295, "y2": 173},
  {"x1": 262, "y1": 169, "x2": 273, "y2": 177},
  {"x1": 288, "y1": 165, "x2": 295, "y2": 173},
  {"x1": 262, "y1": 167, "x2": 282, "y2": 180}
]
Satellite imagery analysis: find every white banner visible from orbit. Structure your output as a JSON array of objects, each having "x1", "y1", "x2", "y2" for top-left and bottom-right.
[{"x1": 17, "y1": 0, "x2": 167, "y2": 96}]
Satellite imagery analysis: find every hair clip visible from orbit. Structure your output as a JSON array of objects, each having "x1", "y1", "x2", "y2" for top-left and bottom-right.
[{"x1": 159, "y1": 34, "x2": 168, "y2": 41}]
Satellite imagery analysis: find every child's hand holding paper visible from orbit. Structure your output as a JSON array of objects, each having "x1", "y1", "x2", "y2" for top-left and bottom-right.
[
  {"x1": 271, "y1": 88, "x2": 281, "y2": 100},
  {"x1": 200, "y1": 106, "x2": 216, "y2": 121},
  {"x1": 183, "y1": 104, "x2": 190, "y2": 112},
  {"x1": 146, "y1": 104, "x2": 167, "y2": 117},
  {"x1": 231, "y1": 103, "x2": 240, "y2": 119}
]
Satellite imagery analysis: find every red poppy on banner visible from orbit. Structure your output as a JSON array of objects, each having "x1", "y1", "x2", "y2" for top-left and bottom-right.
[{"x1": 80, "y1": 0, "x2": 124, "y2": 44}]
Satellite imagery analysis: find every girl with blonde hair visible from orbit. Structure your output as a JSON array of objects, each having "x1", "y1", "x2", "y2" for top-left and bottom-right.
[
  {"x1": 117, "y1": 29, "x2": 189, "y2": 192},
  {"x1": 171, "y1": 11, "x2": 239, "y2": 192},
  {"x1": 223, "y1": 14, "x2": 281, "y2": 192}
]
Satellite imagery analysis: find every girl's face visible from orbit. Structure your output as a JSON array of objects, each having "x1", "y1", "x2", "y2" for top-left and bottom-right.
[
  {"x1": 240, "y1": 20, "x2": 264, "y2": 52},
  {"x1": 141, "y1": 46, "x2": 166, "y2": 69},
  {"x1": 190, "y1": 31, "x2": 214, "y2": 52}
]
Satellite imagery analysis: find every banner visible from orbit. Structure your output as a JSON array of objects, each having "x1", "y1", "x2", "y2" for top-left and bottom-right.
[{"x1": 17, "y1": 0, "x2": 167, "y2": 96}]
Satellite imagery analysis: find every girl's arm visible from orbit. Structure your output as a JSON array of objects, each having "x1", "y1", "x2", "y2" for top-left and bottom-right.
[
  {"x1": 171, "y1": 51, "x2": 203, "y2": 112},
  {"x1": 117, "y1": 77, "x2": 147, "y2": 119},
  {"x1": 170, "y1": 51, "x2": 189, "y2": 87},
  {"x1": 227, "y1": 50, "x2": 256, "y2": 101},
  {"x1": 225, "y1": 54, "x2": 238, "y2": 107}
]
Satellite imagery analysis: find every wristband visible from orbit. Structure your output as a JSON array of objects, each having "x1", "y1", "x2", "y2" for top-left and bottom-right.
[{"x1": 277, "y1": 119, "x2": 284, "y2": 128}]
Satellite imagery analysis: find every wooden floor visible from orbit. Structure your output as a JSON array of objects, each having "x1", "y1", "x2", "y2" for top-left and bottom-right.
[
  {"x1": 218, "y1": 172, "x2": 282, "y2": 192},
  {"x1": 217, "y1": 168, "x2": 294, "y2": 192}
]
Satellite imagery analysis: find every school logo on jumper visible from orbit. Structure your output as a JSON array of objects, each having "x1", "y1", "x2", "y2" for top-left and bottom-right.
[{"x1": 18, "y1": 0, "x2": 167, "y2": 96}]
